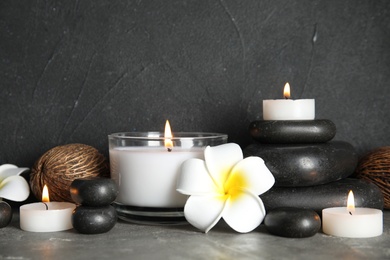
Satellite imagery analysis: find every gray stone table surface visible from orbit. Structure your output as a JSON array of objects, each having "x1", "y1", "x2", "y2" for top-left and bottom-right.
[{"x1": 1, "y1": 211, "x2": 389, "y2": 260}]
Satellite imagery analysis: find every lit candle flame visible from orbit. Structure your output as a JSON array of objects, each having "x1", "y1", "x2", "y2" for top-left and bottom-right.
[
  {"x1": 347, "y1": 190, "x2": 355, "y2": 214},
  {"x1": 164, "y1": 120, "x2": 173, "y2": 151},
  {"x1": 283, "y1": 82, "x2": 291, "y2": 99},
  {"x1": 42, "y1": 185, "x2": 50, "y2": 202}
]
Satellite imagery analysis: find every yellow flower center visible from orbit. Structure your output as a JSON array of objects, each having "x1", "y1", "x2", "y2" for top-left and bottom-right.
[{"x1": 223, "y1": 171, "x2": 247, "y2": 202}]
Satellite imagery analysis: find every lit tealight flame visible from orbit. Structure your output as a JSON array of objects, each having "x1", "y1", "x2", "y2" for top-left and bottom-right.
[
  {"x1": 347, "y1": 190, "x2": 355, "y2": 215},
  {"x1": 283, "y1": 82, "x2": 291, "y2": 99},
  {"x1": 42, "y1": 184, "x2": 50, "y2": 203},
  {"x1": 164, "y1": 120, "x2": 173, "y2": 152}
]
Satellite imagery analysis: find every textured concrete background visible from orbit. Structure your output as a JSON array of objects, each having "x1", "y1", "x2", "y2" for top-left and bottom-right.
[{"x1": 1, "y1": 0, "x2": 390, "y2": 167}]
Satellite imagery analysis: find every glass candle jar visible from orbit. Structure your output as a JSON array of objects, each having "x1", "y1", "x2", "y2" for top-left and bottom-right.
[{"x1": 108, "y1": 132, "x2": 227, "y2": 225}]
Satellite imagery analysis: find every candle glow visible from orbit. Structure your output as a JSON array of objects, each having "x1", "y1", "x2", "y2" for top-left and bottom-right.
[
  {"x1": 347, "y1": 190, "x2": 355, "y2": 214},
  {"x1": 164, "y1": 120, "x2": 173, "y2": 151},
  {"x1": 42, "y1": 185, "x2": 50, "y2": 202},
  {"x1": 283, "y1": 82, "x2": 291, "y2": 99}
]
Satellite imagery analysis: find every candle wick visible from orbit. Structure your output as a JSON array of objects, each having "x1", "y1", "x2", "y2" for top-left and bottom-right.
[
  {"x1": 41, "y1": 202, "x2": 48, "y2": 210},
  {"x1": 167, "y1": 147, "x2": 172, "y2": 152},
  {"x1": 349, "y1": 211, "x2": 352, "y2": 215}
]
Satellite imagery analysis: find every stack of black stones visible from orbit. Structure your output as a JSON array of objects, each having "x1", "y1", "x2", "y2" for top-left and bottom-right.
[
  {"x1": 244, "y1": 119, "x2": 384, "y2": 237},
  {"x1": 70, "y1": 178, "x2": 119, "y2": 234}
]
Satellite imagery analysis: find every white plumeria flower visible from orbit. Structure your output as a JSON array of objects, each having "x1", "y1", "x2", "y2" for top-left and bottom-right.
[
  {"x1": 0, "y1": 164, "x2": 30, "y2": 201},
  {"x1": 177, "y1": 143, "x2": 275, "y2": 233}
]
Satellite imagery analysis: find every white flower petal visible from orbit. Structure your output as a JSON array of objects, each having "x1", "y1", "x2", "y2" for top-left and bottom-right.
[
  {"x1": 0, "y1": 176, "x2": 30, "y2": 201},
  {"x1": 204, "y1": 143, "x2": 243, "y2": 189},
  {"x1": 228, "y1": 156, "x2": 275, "y2": 195},
  {"x1": 0, "y1": 164, "x2": 17, "y2": 172},
  {"x1": 223, "y1": 189, "x2": 266, "y2": 233},
  {"x1": 184, "y1": 195, "x2": 226, "y2": 233},
  {"x1": 177, "y1": 159, "x2": 218, "y2": 195},
  {"x1": 0, "y1": 164, "x2": 16, "y2": 181},
  {"x1": 0, "y1": 164, "x2": 29, "y2": 182}
]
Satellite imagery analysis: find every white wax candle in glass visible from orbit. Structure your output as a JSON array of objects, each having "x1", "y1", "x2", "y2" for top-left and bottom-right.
[{"x1": 108, "y1": 120, "x2": 227, "y2": 225}]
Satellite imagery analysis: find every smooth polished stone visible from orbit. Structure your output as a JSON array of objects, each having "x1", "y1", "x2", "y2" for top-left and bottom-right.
[
  {"x1": 244, "y1": 141, "x2": 358, "y2": 187},
  {"x1": 0, "y1": 201, "x2": 12, "y2": 228},
  {"x1": 260, "y1": 178, "x2": 384, "y2": 214},
  {"x1": 264, "y1": 207, "x2": 321, "y2": 238},
  {"x1": 249, "y1": 119, "x2": 336, "y2": 144},
  {"x1": 70, "y1": 178, "x2": 118, "y2": 206},
  {"x1": 72, "y1": 205, "x2": 118, "y2": 234}
]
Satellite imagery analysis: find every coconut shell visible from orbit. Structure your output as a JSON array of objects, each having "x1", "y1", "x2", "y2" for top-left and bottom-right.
[
  {"x1": 355, "y1": 146, "x2": 390, "y2": 209},
  {"x1": 30, "y1": 143, "x2": 109, "y2": 202}
]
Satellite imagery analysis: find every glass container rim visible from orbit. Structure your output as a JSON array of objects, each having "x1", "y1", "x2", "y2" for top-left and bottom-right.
[{"x1": 108, "y1": 132, "x2": 228, "y2": 140}]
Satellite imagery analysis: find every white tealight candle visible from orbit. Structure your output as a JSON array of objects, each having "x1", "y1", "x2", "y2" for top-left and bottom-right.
[
  {"x1": 20, "y1": 202, "x2": 76, "y2": 232},
  {"x1": 322, "y1": 191, "x2": 383, "y2": 238},
  {"x1": 263, "y1": 82, "x2": 315, "y2": 120},
  {"x1": 19, "y1": 185, "x2": 76, "y2": 232}
]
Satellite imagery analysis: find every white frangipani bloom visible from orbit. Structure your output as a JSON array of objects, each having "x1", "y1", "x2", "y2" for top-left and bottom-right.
[
  {"x1": 0, "y1": 164, "x2": 30, "y2": 201},
  {"x1": 177, "y1": 143, "x2": 275, "y2": 233}
]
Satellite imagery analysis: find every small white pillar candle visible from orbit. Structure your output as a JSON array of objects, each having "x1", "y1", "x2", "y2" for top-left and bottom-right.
[
  {"x1": 322, "y1": 190, "x2": 383, "y2": 238},
  {"x1": 20, "y1": 202, "x2": 76, "y2": 232},
  {"x1": 20, "y1": 185, "x2": 76, "y2": 232},
  {"x1": 322, "y1": 207, "x2": 383, "y2": 238},
  {"x1": 263, "y1": 83, "x2": 315, "y2": 120}
]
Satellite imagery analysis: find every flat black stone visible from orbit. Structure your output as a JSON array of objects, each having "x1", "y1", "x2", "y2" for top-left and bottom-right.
[
  {"x1": 260, "y1": 178, "x2": 384, "y2": 215},
  {"x1": 70, "y1": 178, "x2": 118, "y2": 206},
  {"x1": 264, "y1": 207, "x2": 321, "y2": 238},
  {"x1": 249, "y1": 119, "x2": 336, "y2": 144},
  {"x1": 244, "y1": 141, "x2": 358, "y2": 187},
  {"x1": 72, "y1": 205, "x2": 118, "y2": 234}
]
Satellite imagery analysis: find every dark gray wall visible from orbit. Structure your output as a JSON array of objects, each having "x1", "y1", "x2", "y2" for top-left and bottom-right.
[{"x1": 1, "y1": 0, "x2": 389, "y2": 167}]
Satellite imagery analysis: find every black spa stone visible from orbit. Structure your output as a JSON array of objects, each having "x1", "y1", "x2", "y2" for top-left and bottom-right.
[
  {"x1": 264, "y1": 207, "x2": 321, "y2": 238},
  {"x1": 70, "y1": 178, "x2": 118, "y2": 206},
  {"x1": 249, "y1": 119, "x2": 336, "y2": 144},
  {"x1": 72, "y1": 205, "x2": 117, "y2": 234},
  {"x1": 260, "y1": 178, "x2": 384, "y2": 215},
  {"x1": 0, "y1": 201, "x2": 12, "y2": 228},
  {"x1": 244, "y1": 141, "x2": 358, "y2": 187}
]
